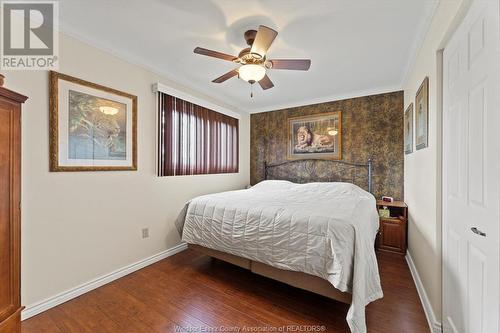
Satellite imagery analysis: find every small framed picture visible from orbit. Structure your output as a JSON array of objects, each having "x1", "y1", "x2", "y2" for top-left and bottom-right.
[
  {"x1": 415, "y1": 77, "x2": 429, "y2": 150},
  {"x1": 404, "y1": 103, "x2": 413, "y2": 154},
  {"x1": 49, "y1": 71, "x2": 137, "y2": 171},
  {"x1": 287, "y1": 111, "x2": 342, "y2": 160}
]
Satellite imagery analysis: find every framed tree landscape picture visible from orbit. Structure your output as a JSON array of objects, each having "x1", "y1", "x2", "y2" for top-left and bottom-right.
[
  {"x1": 287, "y1": 111, "x2": 342, "y2": 160},
  {"x1": 415, "y1": 77, "x2": 429, "y2": 150},
  {"x1": 404, "y1": 103, "x2": 413, "y2": 154},
  {"x1": 49, "y1": 71, "x2": 137, "y2": 171}
]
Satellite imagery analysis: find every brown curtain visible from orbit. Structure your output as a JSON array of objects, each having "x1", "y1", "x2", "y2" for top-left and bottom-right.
[{"x1": 158, "y1": 92, "x2": 239, "y2": 176}]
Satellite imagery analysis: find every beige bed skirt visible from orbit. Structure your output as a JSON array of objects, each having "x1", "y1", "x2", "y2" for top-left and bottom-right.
[{"x1": 189, "y1": 244, "x2": 352, "y2": 304}]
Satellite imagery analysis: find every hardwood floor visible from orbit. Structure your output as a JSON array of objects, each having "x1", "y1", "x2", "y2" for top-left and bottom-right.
[{"x1": 21, "y1": 249, "x2": 429, "y2": 333}]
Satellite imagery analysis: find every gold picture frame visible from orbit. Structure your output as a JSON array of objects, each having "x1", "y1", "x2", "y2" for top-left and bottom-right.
[
  {"x1": 415, "y1": 77, "x2": 429, "y2": 150},
  {"x1": 49, "y1": 71, "x2": 137, "y2": 171},
  {"x1": 404, "y1": 103, "x2": 414, "y2": 154},
  {"x1": 287, "y1": 111, "x2": 342, "y2": 160}
]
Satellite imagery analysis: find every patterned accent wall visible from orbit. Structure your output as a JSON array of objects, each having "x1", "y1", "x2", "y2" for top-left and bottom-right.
[{"x1": 250, "y1": 91, "x2": 404, "y2": 200}]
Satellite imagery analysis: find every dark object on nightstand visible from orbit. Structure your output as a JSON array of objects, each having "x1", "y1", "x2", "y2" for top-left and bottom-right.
[{"x1": 375, "y1": 200, "x2": 408, "y2": 255}]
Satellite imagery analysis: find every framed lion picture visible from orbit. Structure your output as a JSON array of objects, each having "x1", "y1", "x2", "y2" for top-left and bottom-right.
[{"x1": 287, "y1": 111, "x2": 342, "y2": 160}]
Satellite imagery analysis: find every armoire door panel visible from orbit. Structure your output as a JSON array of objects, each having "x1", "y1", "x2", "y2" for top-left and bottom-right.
[
  {"x1": 0, "y1": 106, "x2": 13, "y2": 320},
  {"x1": 0, "y1": 78, "x2": 26, "y2": 333}
]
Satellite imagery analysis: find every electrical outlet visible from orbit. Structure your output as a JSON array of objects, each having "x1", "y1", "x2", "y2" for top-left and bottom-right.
[{"x1": 142, "y1": 228, "x2": 149, "y2": 239}]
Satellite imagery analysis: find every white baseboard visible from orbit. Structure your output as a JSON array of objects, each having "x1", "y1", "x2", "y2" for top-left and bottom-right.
[
  {"x1": 21, "y1": 242, "x2": 188, "y2": 321},
  {"x1": 406, "y1": 251, "x2": 442, "y2": 333}
]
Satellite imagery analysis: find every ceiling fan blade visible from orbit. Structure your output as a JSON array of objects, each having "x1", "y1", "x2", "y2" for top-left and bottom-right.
[
  {"x1": 212, "y1": 69, "x2": 239, "y2": 83},
  {"x1": 258, "y1": 74, "x2": 274, "y2": 90},
  {"x1": 250, "y1": 25, "x2": 278, "y2": 58},
  {"x1": 194, "y1": 47, "x2": 237, "y2": 62},
  {"x1": 269, "y1": 59, "x2": 311, "y2": 70}
]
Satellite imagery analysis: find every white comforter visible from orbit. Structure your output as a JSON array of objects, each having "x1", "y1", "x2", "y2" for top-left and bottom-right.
[{"x1": 175, "y1": 180, "x2": 383, "y2": 332}]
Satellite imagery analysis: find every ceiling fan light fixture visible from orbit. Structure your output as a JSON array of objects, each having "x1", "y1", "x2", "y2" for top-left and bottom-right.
[
  {"x1": 194, "y1": 25, "x2": 311, "y2": 93},
  {"x1": 238, "y1": 64, "x2": 266, "y2": 83},
  {"x1": 250, "y1": 52, "x2": 263, "y2": 60}
]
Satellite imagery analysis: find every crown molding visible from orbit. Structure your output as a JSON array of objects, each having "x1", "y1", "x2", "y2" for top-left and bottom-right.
[
  {"x1": 57, "y1": 22, "x2": 245, "y2": 114},
  {"x1": 400, "y1": 0, "x2": 441, "y2": 87},
  {"x1": 58, "y1": 13, "x2": 428, "y2": 115},
  {"x1": 247, "y1": 86, "x2": 403, "y2": 114}
]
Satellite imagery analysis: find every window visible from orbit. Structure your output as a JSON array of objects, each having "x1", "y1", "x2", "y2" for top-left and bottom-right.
[{"x1": 157, "y1": 92, "x2": 239, "y2": 176}]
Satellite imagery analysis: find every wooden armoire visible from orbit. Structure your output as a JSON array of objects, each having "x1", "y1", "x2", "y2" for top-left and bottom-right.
[{"x1": 0, "y1": 74, "x2": 27, "y2": 333}]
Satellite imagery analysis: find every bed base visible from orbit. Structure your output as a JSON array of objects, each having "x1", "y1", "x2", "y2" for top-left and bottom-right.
[{"x1": 189, "y1": 244, "x2": 352, "y2": 304}]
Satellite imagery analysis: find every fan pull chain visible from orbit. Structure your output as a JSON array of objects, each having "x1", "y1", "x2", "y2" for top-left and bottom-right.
[{"x1": 250, "y1": 83, "x2": 254, "y2": 98}]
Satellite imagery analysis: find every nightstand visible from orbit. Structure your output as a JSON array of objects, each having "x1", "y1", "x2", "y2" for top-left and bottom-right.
[{"x1": 375, "y1": 200, "x2": 408, "y2": 255}]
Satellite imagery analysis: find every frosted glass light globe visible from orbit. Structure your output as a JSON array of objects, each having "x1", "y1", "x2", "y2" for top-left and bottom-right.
[{"x1": 238, "y1": 64, "x2": 266, "y2": 82}]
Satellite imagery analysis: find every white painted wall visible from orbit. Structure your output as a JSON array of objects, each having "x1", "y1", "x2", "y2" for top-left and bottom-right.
[
  {"x1": 403, "y1": 0, "x2": 468, "y2": 324},
  {"x1": 3, "y1": 33, "x2": 250, "y2": 309}
]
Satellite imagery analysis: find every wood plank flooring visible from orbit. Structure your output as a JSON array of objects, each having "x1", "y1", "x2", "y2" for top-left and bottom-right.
[{"x1": 22, "y1": 249, "x2": 429, "y2": 333}]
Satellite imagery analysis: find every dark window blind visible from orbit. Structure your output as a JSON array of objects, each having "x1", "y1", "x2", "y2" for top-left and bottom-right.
[{"x1": 158, "y1": 92, "x2": 239, "y2": 176}]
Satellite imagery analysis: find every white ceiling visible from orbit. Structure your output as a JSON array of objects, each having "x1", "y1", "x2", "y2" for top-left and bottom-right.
[{"x1": 59, "y1": 0, "x2": 438, "y2": 113}]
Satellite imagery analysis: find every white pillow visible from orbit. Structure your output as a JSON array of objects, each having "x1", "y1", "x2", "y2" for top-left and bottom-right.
[{"x1": 250, "y1": 180, "x2": 294, "y2": 191}]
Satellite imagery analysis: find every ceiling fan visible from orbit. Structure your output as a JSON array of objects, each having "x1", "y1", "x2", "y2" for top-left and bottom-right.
[{"x1": 193, "y1": 25, "x2": 311, "y2": 96}]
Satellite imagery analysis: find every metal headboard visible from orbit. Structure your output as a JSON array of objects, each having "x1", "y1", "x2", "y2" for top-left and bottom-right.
[{"x1": 264, "y1": 159, "x2": 373, "y2": 194}]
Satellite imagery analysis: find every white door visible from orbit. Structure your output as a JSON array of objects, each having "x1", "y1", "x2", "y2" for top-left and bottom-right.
[{"x1": 443, "y1": 0, "x2": 500, "y2": 332}]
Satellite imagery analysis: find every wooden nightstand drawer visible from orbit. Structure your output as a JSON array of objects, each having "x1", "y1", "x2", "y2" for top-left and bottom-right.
[{"x1": 375, "y1": 201, "x2": 408, "y2": 255}]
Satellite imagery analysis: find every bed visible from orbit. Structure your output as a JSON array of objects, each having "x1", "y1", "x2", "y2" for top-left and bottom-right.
[{"x1": 175, "y1": 159, "x2": 382, "y2": 333}]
